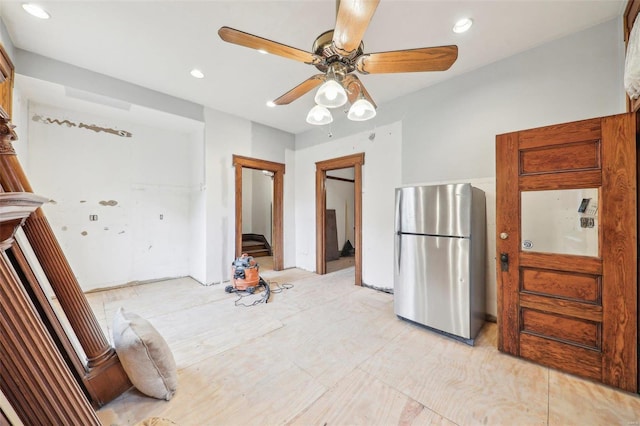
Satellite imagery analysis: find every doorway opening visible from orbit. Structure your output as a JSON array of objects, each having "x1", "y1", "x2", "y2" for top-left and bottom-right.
[
  {"x1": 233, "y1": 155, "x2": 285, "y2": 271},
  {"x1": 325, "y1": 167, "x2": 355, "y2": 274},
  {"x1": 315, "y1": 153, "x2": 364, "y2": 285}
]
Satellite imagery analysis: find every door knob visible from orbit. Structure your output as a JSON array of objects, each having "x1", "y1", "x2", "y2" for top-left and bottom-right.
[
  {"x1": 500, "y1": 253, "x2": 509, "y2": 271},
  {"x1": 500, "y1": 232, "x2": 509, "y2": 240}
]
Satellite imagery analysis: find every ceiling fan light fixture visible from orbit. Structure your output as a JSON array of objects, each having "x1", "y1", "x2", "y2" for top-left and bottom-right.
[
  {"x1": 22, "y1": 3, "x2": 50, "y2": 19},
  {"x1": 453, "y1": 18, "x2": 473, "y2": 33},
  {"x1": 314, "y1": 79, "x2": 348, "y2": 108},
  {"x1": 306, "y1": 104, "x2": 333, "y2": 125},
  {"x1": 348, "y1": 98, "x2": 376, "y2": 121}
]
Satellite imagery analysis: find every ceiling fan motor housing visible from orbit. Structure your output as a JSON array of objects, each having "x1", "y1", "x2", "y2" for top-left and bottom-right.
[{"x1": 312, "y1": 30, "x2": 363, "y2": 74}]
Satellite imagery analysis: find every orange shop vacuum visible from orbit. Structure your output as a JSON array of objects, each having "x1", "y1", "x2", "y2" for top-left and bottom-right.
[{"x1": 225, "y1": 253, "x2": 263, "y2": 294}]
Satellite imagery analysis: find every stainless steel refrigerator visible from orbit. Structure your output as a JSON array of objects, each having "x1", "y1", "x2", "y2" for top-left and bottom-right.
[{"x1": 394, "y1": 183, "x2": 486, "y2": 343}]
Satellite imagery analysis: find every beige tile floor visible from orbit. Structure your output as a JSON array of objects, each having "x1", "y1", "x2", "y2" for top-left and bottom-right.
[{"x1": 91, "y1": 267, "x2": 640, "y2": 426}]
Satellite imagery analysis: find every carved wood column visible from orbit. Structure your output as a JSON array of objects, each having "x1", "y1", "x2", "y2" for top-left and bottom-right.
[
  {"x1": 0, "y1": 192, "x2": 101, "y2": 425},
  {"x1": 0, "y1": 115, "x2": 130, "y2": 405}
]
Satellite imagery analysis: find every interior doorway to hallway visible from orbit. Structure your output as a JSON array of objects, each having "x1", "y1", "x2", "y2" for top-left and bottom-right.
[
  {"x1": 233, "y1": 155, "x2": 285, "y2": 271},
  {"x1": 325, "y1": 167, "x2": 356, "y2": 275},
  {"x1": 315, "y1": 153, "x2": 364, "y2": 285}
]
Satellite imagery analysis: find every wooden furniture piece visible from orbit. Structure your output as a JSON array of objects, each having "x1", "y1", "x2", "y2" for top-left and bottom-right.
[
  {"x1": 0, "y1": 42, "x2": 131, "y2": 411},
  {"x1": 0, "y1": 192, "x2": 101, "y2": 425},
  {"x1": 0, "y1": 45, "x2": 13, "y2": 118},
  {"x1": 325, "y1": 209, "x2": 340, "y2": 261},
  {"x1": 0, "y1": 110, "x2": 131, "y2": 408},
  {"x1": 626, "y1": 0, "x2": 640, "y2": 112},
  {"x1": 496, "y1": 112, "x2": 637, "y2": 393}
]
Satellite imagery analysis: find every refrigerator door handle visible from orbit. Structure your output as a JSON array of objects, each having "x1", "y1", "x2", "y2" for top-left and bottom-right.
[{"x1": 396, "y1": 231, "x2": 402, "y2": 271}]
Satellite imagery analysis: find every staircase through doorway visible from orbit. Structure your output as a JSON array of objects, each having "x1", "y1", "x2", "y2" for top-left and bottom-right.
[{"x1": 241, "y1": 233, "x2": 272, "y2": 257}]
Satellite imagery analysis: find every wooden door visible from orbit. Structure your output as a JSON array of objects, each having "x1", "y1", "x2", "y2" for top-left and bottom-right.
[
  {"x1": 325, "y1": 209, "x2": 339, "y2": 261},
  {"x1": 496, "y1": 113, "x2": 637, "y2": 392}
]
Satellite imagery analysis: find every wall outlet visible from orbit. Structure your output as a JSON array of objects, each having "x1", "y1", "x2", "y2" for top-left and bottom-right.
[{"x1": 89, "y1": 214, "x2": 98, "y2": 221}]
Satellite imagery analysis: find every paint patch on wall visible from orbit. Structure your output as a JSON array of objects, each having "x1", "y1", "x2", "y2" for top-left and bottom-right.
[
  {"x1": 99, "y1": 200, "x2": 118, "y2": 206},
  {"x1": 81, "y1": 231, "x2": 88, "y2": 236},
  {"x1": 31, "y1": 114, "x2": 133, "y2": 138}
]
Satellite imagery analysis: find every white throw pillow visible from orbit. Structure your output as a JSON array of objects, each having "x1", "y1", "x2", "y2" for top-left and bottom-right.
[{"x1": 112, "y1": 307, "x2": 177, "y2": 400}]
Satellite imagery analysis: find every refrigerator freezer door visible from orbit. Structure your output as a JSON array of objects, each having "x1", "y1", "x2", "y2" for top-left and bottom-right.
[
  {"x1": 394, "y1": 233, "x2": 472, "y2": 338},
  {"x1": 395, "y1": 184, "x2": 472, "y2": 237}
]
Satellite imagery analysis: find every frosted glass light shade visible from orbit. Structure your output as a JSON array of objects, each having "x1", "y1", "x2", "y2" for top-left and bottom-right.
[
  {"x1": 22, "y1": 3, "x2": 50, "y2": 19},
  {"x1": 347, "y1": 98, "x2": 376, "y2": 121},
  {"x1": 306, "y1": 105, "x2": 333, "y2": 125},
  {"x1": 314, "y1": 80, "x2": 348, "y2": 108}
]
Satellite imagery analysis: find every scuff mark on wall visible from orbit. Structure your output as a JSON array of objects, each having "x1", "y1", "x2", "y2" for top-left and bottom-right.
[
  {"x1": 81, "y1": 231, "x2": 88, "y2": 236},
  {"x1": 61, "y1": 226, "x2": 68, "y2": 231},
  {"x1": 99, "y1": 200, "x2": 118, "y2": 206},
  {"x1": 80, "y1": 200, "x2": 86, "y2": 203}
]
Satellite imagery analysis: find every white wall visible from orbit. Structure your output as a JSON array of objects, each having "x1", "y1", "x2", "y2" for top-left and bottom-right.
[
  {"x1": 296, "y1": 18, "x2": 626, "y2": 315},
  {"x1": 11, "y1": 85, "x2": 29, "y2": 169},
  {"x1": 0, "y1": 18, "x2": 15, "y2": 64},
  {"x1": 203, "y1": 111, "x2": 295, "y2": 284},
  {"x1": 400, "y1": 18, "x2": 625, "y2": 184},
  {"x1": 326, "y1": 172, "x2": 355, "y2": 252},
  {"x1": 241, "y1": 168, "x2": 273, "y2": 244},
  {"x1": 26, "y1": 102, "x2": 203, "y2": 291},
  {"x1": 188, "y1": 126, "x2": 206, "y2": 284},
  {"x1": 241, "y1": 168, "x2": 253, "y2": 233},
  {"x1": 251, "y1": 170, "x2": 273, "y2": 244},
  {"x1": 295, "y1": 121, "x2": 402, "y2": 290}
]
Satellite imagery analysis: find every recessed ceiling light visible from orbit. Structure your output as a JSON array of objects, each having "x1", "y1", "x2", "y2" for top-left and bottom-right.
[
  {"x1": 190, "y1": 68, "x2": 204, "y2": 79},
  {"x1": 266, "y1": 101, "x2": 276, "y2": 108},
  {"x1": 22, "y1": 3, "x2": 50, "y2": 19},
  {"x1": 453, "y1": 18, "x2": 473, "y2": 34}
]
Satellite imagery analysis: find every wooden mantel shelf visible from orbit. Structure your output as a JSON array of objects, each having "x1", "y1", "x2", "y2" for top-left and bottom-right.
[{"x1": 0, "y1": 192, "x2": 48, "y2": 248}]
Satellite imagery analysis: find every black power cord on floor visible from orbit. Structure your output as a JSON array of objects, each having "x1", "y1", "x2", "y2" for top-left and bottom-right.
[{"x1": 232, "y1": 277, "x2": 293, "y2": 307}]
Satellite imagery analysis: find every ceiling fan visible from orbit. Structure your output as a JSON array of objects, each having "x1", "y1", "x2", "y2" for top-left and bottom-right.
[{"x1": 218, "y1": 0, "x2": 458, "y2": 124}]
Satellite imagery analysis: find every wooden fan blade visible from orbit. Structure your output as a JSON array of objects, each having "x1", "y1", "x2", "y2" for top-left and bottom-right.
[
  {"x1": 272, "y1": 74, "x2": 325, "y2": 105},
  {"x1": 332, "y1": 0, "x2": 380, "y2": 55},
  {"x1": 356, "y1": 45, "x2": 458, "y2": 74},
  {"x1": 343, "y1": 74, "x2": 377, "y2": 108},
  {"x1": 218, "y1": 26, "x2": 321, "y2": 65}
]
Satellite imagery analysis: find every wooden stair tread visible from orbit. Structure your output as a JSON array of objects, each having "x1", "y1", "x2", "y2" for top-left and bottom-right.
[{"x1": 241, "y1": 233, "x2": 272, "y2": 257}]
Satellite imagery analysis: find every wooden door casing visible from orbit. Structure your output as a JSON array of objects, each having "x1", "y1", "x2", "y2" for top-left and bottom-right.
[
  {"x1": 315, "y1": 153, "x2": 364, "y2": 285},
  {"x1": 496, "y1": 113, "x2": 637, "y2": 392},
  {"x1": 233, "y1": 155, "x2": 285, "y2": 271}
]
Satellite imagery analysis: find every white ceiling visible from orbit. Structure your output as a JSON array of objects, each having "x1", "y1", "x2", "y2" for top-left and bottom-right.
[{"x1": 0, "y1": 0, "x2": 627, "y2": 134}]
